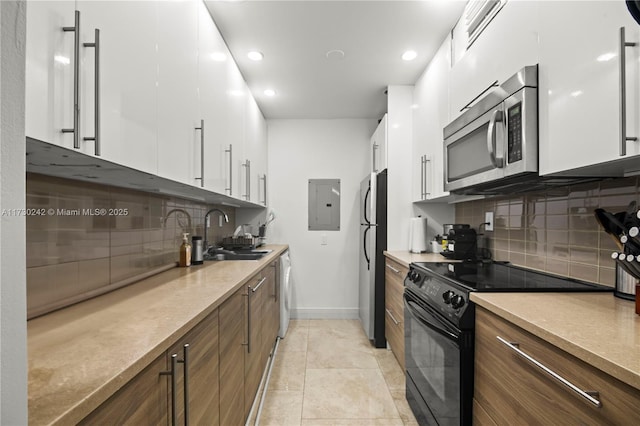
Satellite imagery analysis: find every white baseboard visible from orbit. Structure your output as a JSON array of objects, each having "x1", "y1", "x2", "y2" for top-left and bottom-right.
[{"x1": 290, "y1": 308, "x2": 359, "y2": 320}]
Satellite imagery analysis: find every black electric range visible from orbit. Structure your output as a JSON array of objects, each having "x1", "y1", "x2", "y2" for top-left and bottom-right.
[{"x1": 403, "y1": 261, "x2": 613, "y2": 426}]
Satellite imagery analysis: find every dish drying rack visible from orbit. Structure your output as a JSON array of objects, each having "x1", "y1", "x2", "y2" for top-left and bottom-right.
[{"x1": 221, "y1": 236, "x2": 257, "y2": 251}]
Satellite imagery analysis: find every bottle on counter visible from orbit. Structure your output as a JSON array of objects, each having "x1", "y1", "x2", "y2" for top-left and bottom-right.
[
  {"x1": 192, "y1": 236, "x2": 203, "y2": 265},
  {"x1": 179, "y1": 233, "x2": 192, "y2": 267}
]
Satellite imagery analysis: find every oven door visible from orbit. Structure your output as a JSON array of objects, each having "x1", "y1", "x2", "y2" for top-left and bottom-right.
[{"x1": 404, "y1": 288, "x2": 473, "y2": 426}]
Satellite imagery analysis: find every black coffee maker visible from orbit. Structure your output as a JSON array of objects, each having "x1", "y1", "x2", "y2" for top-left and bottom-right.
[{"x1": 442, "y1": 227, "x2": 477, "y2": 260}]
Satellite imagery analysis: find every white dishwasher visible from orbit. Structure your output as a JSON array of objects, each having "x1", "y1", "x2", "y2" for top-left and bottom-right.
[{"x1": 278, "y1": 251, "x2": 292, "y2": 338}]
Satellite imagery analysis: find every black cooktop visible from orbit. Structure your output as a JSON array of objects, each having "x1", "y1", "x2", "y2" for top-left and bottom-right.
[{"x1": 412, "y1": 261, "x2": 613, "y2": 293}]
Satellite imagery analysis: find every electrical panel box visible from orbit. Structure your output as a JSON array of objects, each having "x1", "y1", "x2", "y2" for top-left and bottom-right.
[{"x1": 308, "y1": 179, "x2": 340, "y2": 231}]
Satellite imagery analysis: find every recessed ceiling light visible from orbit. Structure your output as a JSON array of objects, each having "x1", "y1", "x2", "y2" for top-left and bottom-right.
[
  {"x1": 326, "y1": 49, "x2": 345, "y2": 60},
  {"x1": 402, "y1": 50, "x2": 417, "y2": 61},
  {"x1": 264, "y1": 89, "x2": 276, "y2": 97},
  {"x1": 597, "y1": 52, "x2": 616, "y2": 62},
  {"x1": 570, "y1": 90, "x2": 583, "y2": 97},
  {"x1": 248, "y1": 51, "x2": 264, "y2": 61}
]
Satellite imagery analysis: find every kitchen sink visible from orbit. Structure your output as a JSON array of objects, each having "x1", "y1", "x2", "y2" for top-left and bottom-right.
[{"x1": 204, "y1": 248, "x2": 272, "y2": 261}]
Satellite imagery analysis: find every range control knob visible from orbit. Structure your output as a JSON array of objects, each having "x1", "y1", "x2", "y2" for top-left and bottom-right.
[
  {"x1": 409, "y1": 270, "x2": 421, "y2": 283},
  {"x1": 442, "y1": 290, "x2": 455, "y2": 304},
  {"x1": 451, "y1": 295, "x2": 466, "y2": 309}
]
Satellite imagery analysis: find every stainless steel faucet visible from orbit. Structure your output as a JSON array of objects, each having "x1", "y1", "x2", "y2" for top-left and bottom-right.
[
  {"x1": 163, "y1": 208, "x2": 192, "y2": 233},
  {"x1": 204, "y1": 208, "x2": 229, "y2": 249}
]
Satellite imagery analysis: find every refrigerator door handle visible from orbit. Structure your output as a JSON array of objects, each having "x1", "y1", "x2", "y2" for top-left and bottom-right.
[
  {"x1": 363, "y1": 186, "x2": 371, "y2": 225},
  {"x1": 363, "y1": 225, "x2": 371, "y2": 270}
]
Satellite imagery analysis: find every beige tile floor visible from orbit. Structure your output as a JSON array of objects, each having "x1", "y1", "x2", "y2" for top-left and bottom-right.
[{"x1": 258, "y1": 319, "x2": 419, "y2": 426}]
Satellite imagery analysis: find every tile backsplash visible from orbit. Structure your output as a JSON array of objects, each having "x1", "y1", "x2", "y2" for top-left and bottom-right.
[
  {"x1": 455, "y1": 177, "x2": 640, "y2": 287},
  {"x1": 26, "y1": 173, "x2": 236, "y2": 319}
]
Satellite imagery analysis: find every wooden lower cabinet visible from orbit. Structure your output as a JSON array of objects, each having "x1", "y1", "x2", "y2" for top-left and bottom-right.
[
  {"x1": 474, "y1": 307, "x2": 640, "y2": 425},
  {"x1": 81, "y1": 259, "x2": 283, "y2": 425},
  {"x1": 384, "y1": 257, "x2": 407, "y2": 370},
  {"x1": 79, "y1": 353, "x2": 169, "y2": 425},
  {"x1": 219, "y1": 287, "x2": 246, "y2": 426},
  {"x1": 244, "y1": 271, "x2": 268, "y2": 417}
]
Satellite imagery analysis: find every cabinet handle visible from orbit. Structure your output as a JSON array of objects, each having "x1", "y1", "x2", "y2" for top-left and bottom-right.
[
  {"x1": 373, "y1": 143, "x2": 379, "y2": 172},
  {"x1": 225, "y1": 144, "x2": 233, "y2": 195},
  {"x1": 82, "y1": 29, "x2": 100, "y2": 156},
  {"x1": 487, "y1": 110, "x2": 505, "y2": 168},
  {"x1": 252, "y1": 276, "x2": 267, "y2": 292},
  {"x1": 496, "y1": 336, "x2": 602, "y2": 408},
  {"x1": 385, "y1": 308, "x2": 399, "y2": 325},
  {"x1": 386, "y1": 263, "x2": 400, "y2": 274},
  {"x1": 242, "y1": 160, "x2": 251, "y2": 199},
  {"x1": 176, "y1": 344, "x2": 189, "y2": 426},
  {"x1": 242, "y1": 289, "x2": 251, "y2": 353},
  {"x1": 194, "y1": 120, "x2": 204, "y2": 187},
  {"x1": 423, "y1": 156, "x2": 431, "y2": 199},
  {"x1": 62, "y1": 10, "x2": 81, "y2": 149},
  {"x1": 160, "y1": 353, "x2": 178, "y2": 426},
  {"x1": 619, "y1": 27, "x2": 638, "y2": 156},
  {"x1": 260, "y1": 174, "x2": 267, "y2": 205},
  {"x1": 420, "y1": 156, "x2": 425, "y2": 200},
  {"x1": 460, "y1": 80, "x2": 499, "y2": 112}
]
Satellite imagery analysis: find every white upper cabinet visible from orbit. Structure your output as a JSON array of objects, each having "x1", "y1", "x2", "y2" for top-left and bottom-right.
[
  {"x1": 371, "y1": 114, "x2": 388, "y2": 173},
  {"x1": 449, "y1": 1, "x2": 539, "y2": 120},
  {"x1": 156, "y1": 0, "x2": 199, "y2": 186},
  {"x1": 78, "y1": 0, "x2": 159, "y2": 174},
  {"x1": 412, "y1": 36, "x2": 451, "y2": 202},
  {"x1": 244, "y1": 93, "x2": 268, "y2": 205},
  {"x1": 26, "y1": 1, "x2": 78, "y2": 149},
  {"x1": 538, "y1": 1, "x2": 640, "y2": 175}
]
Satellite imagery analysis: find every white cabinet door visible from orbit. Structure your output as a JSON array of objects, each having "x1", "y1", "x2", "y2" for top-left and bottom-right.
[
  {"x1": 156, "y1": 0, "x2": 199, "y2": 185},
  {"x1": 372, "y1": 114, "x2": 388, "y2": 173},
  {"x1": 198, "y1": 1, "x2": 232, "y2": 194},
  {"x1": 244, "y1": 93, "x2": 268, "y2": 205},
  {"x1": 78, "y1": 0, "x2": 158, "y2": 174},
  {"x1": 25, "y1": 1, "x2": 77, "y2": 149},
  {"x1": 538, "y1": 1, "x2": 640, "y2": 175},
  {"x1": 413, "y1": 37, "x2": 451, "y2": 202},
  {"x1": 449, "y1": 1, "x2": 539, "y2": 120},
  {"x1": 227, "y1": 57, "x2": 249, "y2": 201}
]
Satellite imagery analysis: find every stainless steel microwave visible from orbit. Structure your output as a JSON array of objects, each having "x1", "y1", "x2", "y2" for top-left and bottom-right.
[{"x1": 443, "y1": 65, "x2": 538, "y2": 195}]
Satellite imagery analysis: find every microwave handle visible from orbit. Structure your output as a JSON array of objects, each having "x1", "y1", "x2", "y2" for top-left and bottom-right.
[{"x1": 487, "y1": 109, "x2": 505, "y2": 168}]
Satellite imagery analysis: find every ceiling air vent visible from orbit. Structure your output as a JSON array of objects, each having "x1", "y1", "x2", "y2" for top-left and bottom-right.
[{"x1": 465, "y1": 0, "x2": 507, "y2": 48}]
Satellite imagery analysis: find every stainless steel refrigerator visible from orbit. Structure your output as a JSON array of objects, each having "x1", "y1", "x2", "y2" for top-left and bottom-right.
[{"x1": 358, "y1": 169, "x2": 387, "y2": 348}]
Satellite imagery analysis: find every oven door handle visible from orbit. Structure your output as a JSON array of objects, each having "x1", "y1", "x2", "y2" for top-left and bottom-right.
[{"x1": 404, "y1": 296, "x2": 460, "y2": 342}]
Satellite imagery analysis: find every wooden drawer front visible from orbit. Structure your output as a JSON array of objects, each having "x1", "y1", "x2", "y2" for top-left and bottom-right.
[
  {"x1": 475, "y1": 307, "x2": 640, "y2": 425},
  {"x1": 473, "y1": 399, "x2": 497, "y2": 426},
  {"x1": 385, "y1": 258, "x2": 407, "y2": 370}
]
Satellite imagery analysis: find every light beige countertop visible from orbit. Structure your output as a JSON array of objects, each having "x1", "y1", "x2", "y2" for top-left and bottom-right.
[
  {"x1": 28, "y1": 244, "x2": 288, "y2": 426},
  {"x1": 384, "y1": 250, "x2": 450, "y2": 268},
  {"x1": 471, "y1": 292, "x2": 640, "y2": 390}
]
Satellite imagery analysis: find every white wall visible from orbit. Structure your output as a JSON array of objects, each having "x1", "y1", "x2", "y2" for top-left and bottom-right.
[
  {"x1": 0, "y1": 1, "x2": 28, "y2": 423},
  {"x1": 267, "y1": 119, "x2": 376, "y2": 318}
]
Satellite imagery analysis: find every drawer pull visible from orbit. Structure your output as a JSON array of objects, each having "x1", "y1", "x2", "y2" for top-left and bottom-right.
[
  {"x1": 385, "y1": 308, "x2": 399, "y2": 325},
  {"x1": 497, "y1": 336, "x2": 602, "y2": 408},
  {"x1": 386, "y1": 264, "x2": 400, "y2": 274}
]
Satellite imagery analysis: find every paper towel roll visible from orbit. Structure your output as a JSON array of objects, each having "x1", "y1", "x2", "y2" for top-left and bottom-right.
[{"x1": 409, "y1": 217, "x2": 428, "y2": 253}]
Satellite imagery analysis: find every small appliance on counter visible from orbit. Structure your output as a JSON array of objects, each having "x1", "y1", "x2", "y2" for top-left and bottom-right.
[
  {"x1": 409, "y1": 216, "x2": 428, "y2": 253},
  {"x1": 441, "y1": 225, "x2": 477, "y2": 260}
]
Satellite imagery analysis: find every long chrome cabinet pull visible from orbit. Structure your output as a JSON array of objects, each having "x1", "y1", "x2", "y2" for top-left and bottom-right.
[
  {"x1": 62, "y1": 10, "x2": 81, "y2": 149},
  {"x1": 194, "y1": 120, "x2": 204, "y2": 187},
  {"x1": 424, "y1": 156, "x2": 431, "y2": 199},
  {"x1": 496, "y1": 336, "x2": 602, "y2": 408},
  {"x1": 242, "y1": 160, "x2": 251, "y2": 200},
  {"x1": 420, "y1": 156, "x2": 425, "y2": 199},
  {"x1": 252, "y1": 277, "x2": 267, "y2": 292},
  {"x1": 243, "y1": 286, "x2": 251, "y2": 353},
  {"x1": 385, "y1": 308, "x2": 399, "y2": 325},
  {"x1": 160, "y1": 353, "x2": 178, "y2": 426},
  {"x1": 225, "y1": 144, "x2": 233, "y2": 195},
  {"x1": 386, "y1": 264, "x2": 400, "y2": 274},
  {"x1": 82, "y1": 29, "x2": 100, "y2": 156},
  {"x1": 260, "y1": 174, "x2": 267, "y2": 205},
  {"x1": 176, "y1": 344, "x2": 189, "y2": 426},
  {"x1": 619, "y1": 27, "x2": 638, "y2": 156}
]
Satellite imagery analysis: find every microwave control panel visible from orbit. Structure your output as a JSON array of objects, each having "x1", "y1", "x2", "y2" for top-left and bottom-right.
[{"x1": 507, "y1": 102, "x2": 523, "y2": 163}]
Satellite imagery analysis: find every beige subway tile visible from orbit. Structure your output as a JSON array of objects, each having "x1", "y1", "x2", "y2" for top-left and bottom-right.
[
  {"x1": 510, "y1": 240, "x2": 526, "y2": 254},
  {"x1": 508, "y1": 252, "x2": 525, "y2": 267},
  {"x1": 598, "y1": 267, "x2": 616, "y2": 287},
  {"x1": 569, "y1": 230, "x2": 599, "y2": 248},
  {"x1": 546, "y1": 258, "x2": 569, "y2": 276},
  {"x1": 510, "y1": 229, "x2": 526, "y2": 241},
  {"x1": 599, "y1": 177, "x2": 637, "y2": 196},
  {"x1": 569, "y1": 214, "x2": 598, "y2": 231},
  {"x1": 569, "y1": 247, "x2": 598, "y2": 265},
  {"x1": 546, "y1": 199, "x2": 569, "y2": 215},
  {"x1": 547, "y1": 230, "x2": 569, "y2": 246},
  {"x1": 598, "y1": 194, "x2": 636, "y2": 213},
  {"x1": 569, "y1": 262, "x2": 598, "y2": 283},
  {"x1": 598, "y1": 249, "x2": 618, "y2": 268},
  {"x1": 78, "y1": 258, "x2": 110, "y2": 292},
  {"x1": 525, "y1": 254, "x2": 545, "y2": 271}
]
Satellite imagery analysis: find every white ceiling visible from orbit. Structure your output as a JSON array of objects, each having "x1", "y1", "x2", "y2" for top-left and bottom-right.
[{"x1": 205, "y1": 0, "x2": 466, "y2": 120}]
